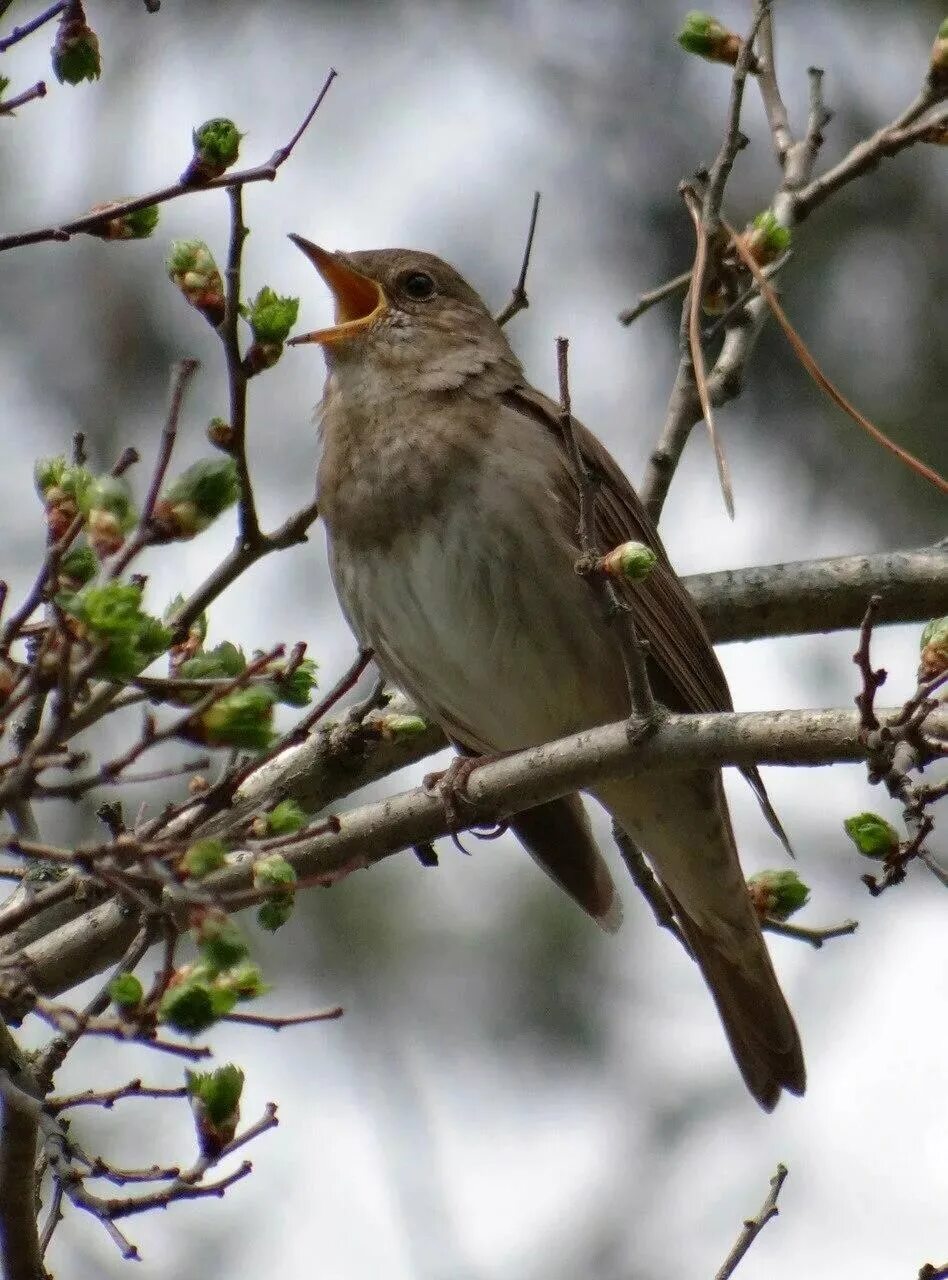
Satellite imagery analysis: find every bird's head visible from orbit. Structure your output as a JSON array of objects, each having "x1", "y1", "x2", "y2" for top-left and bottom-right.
[{"x1": 287, "y1": 237, "x2": 521, "y2": 393}]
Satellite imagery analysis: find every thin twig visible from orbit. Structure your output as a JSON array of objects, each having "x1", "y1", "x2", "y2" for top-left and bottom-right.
[
  {"x1": 0, "y1": 70, "x2": 339, "y2": 254},
  {"x1": 682, "y1": 184, "x2": 734, "y2": 517},
  {"x1": 0, "y1": 0, "x2": 66, "y2": 52},
  {"x1": 221, "y1": 1005, "x2": 343, "y2": 1030},
  {"x1": 611, "y1": 822, "x2": 690, "y2": 954},
  {"x1": 617, "y1": 269, "x2": 690, "y2": 326},
  {"x1": 714, "y1": 1164, "x2": 788, "y2": 1280},
  {"x1": 762, "y1": 916, "x2": 858, "y2": 949},
  {"x1": 495, "y1": 191, "x2": 541, "y2": 326},
  {"x1": 109, "y1": 358, "x2": 200, "y2": 578},
  {"x1": 0, "y1": 79, "x2": 47, "y2": 115}
]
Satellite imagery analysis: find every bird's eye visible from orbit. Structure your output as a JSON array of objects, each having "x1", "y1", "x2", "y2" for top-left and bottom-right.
[{"x1": 399, "y1": 271, "x2": 436, "y2": 301}]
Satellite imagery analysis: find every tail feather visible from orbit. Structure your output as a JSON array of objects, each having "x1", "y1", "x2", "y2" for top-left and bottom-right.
[
  {"x1": 594, "y1": 771, "x2": 805, "y2": 1109},
  {"x1": 509, "y1": 793, "x2": 622, "y2": 933},
  {"x1": 664, "y1": 884, "x2": 806, "y2": 1110}
]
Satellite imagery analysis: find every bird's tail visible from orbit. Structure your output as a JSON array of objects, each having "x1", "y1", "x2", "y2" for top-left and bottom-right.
[
  {"x1": 595, "y1": 772, "x2": 805, "y2": 1110},
  {"x1": 661, "y1": 882, "x2": 805, "y2": 1110}
]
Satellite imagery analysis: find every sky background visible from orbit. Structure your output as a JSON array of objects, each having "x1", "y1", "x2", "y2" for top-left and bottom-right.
[{"x1": 1, "y1": 0, "x2": 947, "y2": 1276}]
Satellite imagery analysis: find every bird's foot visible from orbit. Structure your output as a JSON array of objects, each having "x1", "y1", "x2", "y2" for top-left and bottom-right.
[{"x1": 424, "y1": 752, "x2": 502, "y2": 831}]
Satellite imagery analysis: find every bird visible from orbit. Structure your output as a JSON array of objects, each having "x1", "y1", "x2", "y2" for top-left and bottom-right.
[{"x1": 287, "y1": 235, "x2": 805, "y2": 1110}]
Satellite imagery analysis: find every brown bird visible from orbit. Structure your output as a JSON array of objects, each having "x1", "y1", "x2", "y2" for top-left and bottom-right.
[{"x1": 288, "y1": 236, "x2": 805, "y2": 1110}]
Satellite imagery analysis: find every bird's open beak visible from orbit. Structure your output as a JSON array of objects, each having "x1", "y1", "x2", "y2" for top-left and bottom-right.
[{"x1": 286, "y1": 235, "x2": 386, "y2": 346}]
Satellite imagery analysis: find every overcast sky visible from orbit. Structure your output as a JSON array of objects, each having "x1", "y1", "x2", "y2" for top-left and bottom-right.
[{"x1": 1, "y1": 2, "x2": 946, "y2": 1277}]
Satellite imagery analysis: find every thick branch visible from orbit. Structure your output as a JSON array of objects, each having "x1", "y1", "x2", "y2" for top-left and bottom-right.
[
  {"x1": 5, "y1": 704, "x2": 945, "y2": 1006},
  {"x1": 0, "y1": 1019, "x2": 44, "y2": 1280},
  {"x1": 684, "y1": 544, "x2": 948, "y2": 643}
]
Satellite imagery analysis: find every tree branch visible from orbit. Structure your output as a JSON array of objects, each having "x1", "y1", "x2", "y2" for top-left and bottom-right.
[
  {"x1": 4, "y1": 703, "x2": 944, "y2": 1008},
  {"x1": 0, "y1": 1018, "x2": 44, "y2": 1280},
  {"x1": 714, "y1": 1164, "x2": 788, "y2": 1280},
  {"x1": 0, "y1": 70, "x2": 338, "y2": 255}
]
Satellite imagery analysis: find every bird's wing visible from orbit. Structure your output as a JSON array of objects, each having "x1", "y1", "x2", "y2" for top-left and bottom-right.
[
  {"x1": 501, "y1": 383, "x2": 732, "y2": 715},
  {"x1": 502, "y1": 384, "x2": 792, "y2": 856}
]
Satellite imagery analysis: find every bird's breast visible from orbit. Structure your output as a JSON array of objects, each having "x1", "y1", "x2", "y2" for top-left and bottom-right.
[{"x1": 326, "y1": 435, "x2": 626, "y2": 752}]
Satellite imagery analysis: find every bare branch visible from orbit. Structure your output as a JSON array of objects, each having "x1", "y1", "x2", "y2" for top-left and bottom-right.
[
  {"x1": 495, "y1": 191, "x2": 541, "y2": 326},
  {"x1": 714, "y1": 1164, "x2": 788, "y2": 1280}
]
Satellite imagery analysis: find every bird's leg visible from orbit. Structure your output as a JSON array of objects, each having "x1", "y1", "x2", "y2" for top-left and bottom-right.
[{"x1": 424, "y1": 752, "x2": 506, "y2": 831}]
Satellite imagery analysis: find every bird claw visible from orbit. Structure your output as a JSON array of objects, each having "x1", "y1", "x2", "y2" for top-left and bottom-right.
[{"x1": 424, "y1": 753, "x2": 497, "y2": 830}]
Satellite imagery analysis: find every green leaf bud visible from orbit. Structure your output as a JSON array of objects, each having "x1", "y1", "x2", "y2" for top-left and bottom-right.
[
  {"x1": 746, "y1": 869, "x2": 810, "y2": 922},
  {"x1": 186, "y1": 1064, "x2": 244, "y2": 1155},
  {"x1": 183, "y1": 118, "x2": 244, "y2": 184},
  {"x1": 194, "y1": 912, "x2": 250, "y2": 973},
  {"x1": 376, "y1": 712, "x2": 430, "y2": 740},
  {"x1": 745, "y1": 211, "x2": 792, "y2": 265},
  {"x1": 177, "y1": 640, "x2": 247, "y2": 682},
  {"x1": 246, "y1": 287, "x2": 300, "y2": 344},
  {"x1": 159, "y1": 980, "x2": 219, "y2": 1035},
  {"x1": 58, "y1": 543, "x2": 99, "y2": 589},
  {"x1": 598, "y1": 540, "x2": 658, "y2": 582},
  {"x1": 86, "y1": 200, "x2": 160, "y2": 241},
  {"x1": 154, "y1": 458, "x2": 239, "y2": 539},
  {"x1": 257, "y1": 898, "x2": 295, "y2": 931},
  {"x1": 194, "y1": 686, "x2": 277, "y2": 751},
  {"x1": 260, "y1": 800, "x2": 306, "y2": 836},
  {"x1": 253, "y1": 853, "x2": 297, "y2": 891},
  {"x1": 273, "y1": 657, "x2": 318, "y2": 707},
  {"x1": 108, "y1": 971, "x2": 144, "y2": 1009},
  {"x1": 166, "y1": 239, "x2": 226, "y2": 325},
  {"x1": 677, "y1": 11, "x2": 747, "y2": 66},
  {"x1": 217, "y1": 961, "x2": 267, "y2": 1001},
  {"x1": 919, "y1": 616, "x2": 948, "y2": 679},
  {"x1": 844, "y1": 812, "x2": 900, "y2": 859},
  {"x1": 58, "y1": 582, "x2": 171, "y2": 677},
  {"x1": 180, "y1": 838, "x2": 227, "y2": 879},
  {"x1": 51, "y1": 6, "x2": 101, "y2": 85}
]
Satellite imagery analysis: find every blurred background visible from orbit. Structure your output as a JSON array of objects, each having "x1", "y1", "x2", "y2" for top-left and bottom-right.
[{"x1": 1, "y1": 0, "x2": 947, "y2": 1275}]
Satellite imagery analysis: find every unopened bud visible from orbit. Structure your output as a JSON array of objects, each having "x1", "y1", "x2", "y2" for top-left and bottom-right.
[
  {"x1": 844, "y1": 812, "x2": 900, "y2": 859},
  {"x1": 746, "y1": 869, "x2": 810, "y2": 922},
  {"x1": 919, "y1": 616, "x2": 948, "y2": 679},
  {"x1": 207, "y1": 417, "x2": 235, "y2": 451},
  {"x1": 58, "y1": 543, "x2": 98, "y2": 590},
  {"x1": 180, "y1": 838, "x2": 227, "y2": 879},
  {"x1": 598, "y1": 541, "x2": 658, "y2": 581},
  {"x1": 159, "y1": 979, "x2": 221, "y2": 1035},
  {"x1": 152, "y1": 458, "x2": 239, "y2": 540},
  {"x1": 677, "y1": 12, "x2": 755, "y2": 70},
  {"x1": 743, "y1": 211, "x2": 791, "y2": 266},
  {"x1": 258, "y1": 800, "x2": 306, "y2": 836},
  {"x1": 253, "y1": 852, "x2": 297, "y2": 890},
  {"x1": 167, "y1": 239, "x2": 226, "y2": 326},
  {"x1": 186, "y1": 1064, "x2": 244, "y2": 1157},
  {"x1": 193, "y1": 910, "x2": 249, "y2": 972},
  {"x1": 51, "y1": 4, "x2": 101, "y2": 85},
  {"x1": 81, "y1": 476, "x2": 136, "y2": 556},
  {"x1": 182, "y1": 118, "x2": 243, "y2": 185},
  {"x1": 376, "y1": 712, "x2": 429, "y2": 740},
  {"x1": 86, "y1": 200, "x2": 160, "y2": 241},
  {"x1": 108, "y1": 972, "x2": 144, "y2": 1009},
  {"x1": 190, "y1": 686, "x2": 277, "y2": 751}
]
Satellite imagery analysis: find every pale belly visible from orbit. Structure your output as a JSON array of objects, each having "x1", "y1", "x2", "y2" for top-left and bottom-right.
[{"x1": 329, "y1": 507, "x2": 627, "y2": 754}]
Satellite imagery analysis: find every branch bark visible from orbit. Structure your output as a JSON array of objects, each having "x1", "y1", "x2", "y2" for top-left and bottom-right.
[
  {"x1": 4, "y1": 703, "x2": 945, "y2": 1009},
  {"x1": 0, "y1": 1019, "x2": 45, "y2": 1280}
]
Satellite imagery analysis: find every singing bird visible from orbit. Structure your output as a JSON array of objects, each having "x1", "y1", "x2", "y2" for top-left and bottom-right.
[{"x1": 288, "y1": 236, "x2": 805, "y2": 1110}]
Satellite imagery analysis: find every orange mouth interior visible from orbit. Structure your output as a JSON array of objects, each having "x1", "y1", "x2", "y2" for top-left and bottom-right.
[{"x1": 287, "y1": 235, "x2": 386, "y2": 345}]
